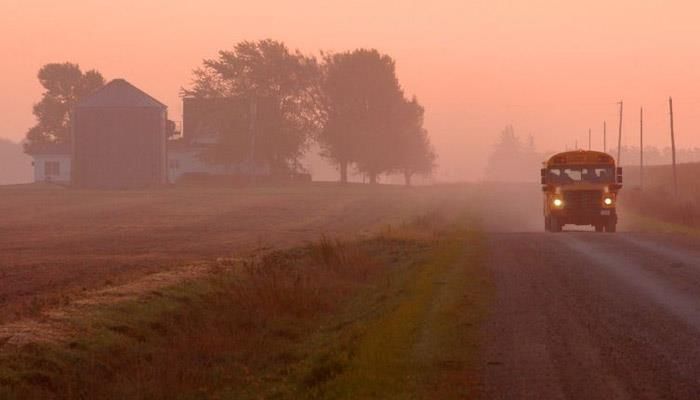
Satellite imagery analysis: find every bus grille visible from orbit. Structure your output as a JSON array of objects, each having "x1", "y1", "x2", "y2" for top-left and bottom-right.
[{"x1": 563, "y1": 190, "x2": 602, "y2": 210}]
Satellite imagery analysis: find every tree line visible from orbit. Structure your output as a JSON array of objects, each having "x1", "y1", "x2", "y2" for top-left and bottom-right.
[
  {"x1": 25, "y1": 40, "x2": 436, "y2": 185},
  {"x1": 609, "y1": 146, "x2": 700, "y2": 166},
  {"x1": 483, "y1": 124, "x2": 700, "y2": 183}
]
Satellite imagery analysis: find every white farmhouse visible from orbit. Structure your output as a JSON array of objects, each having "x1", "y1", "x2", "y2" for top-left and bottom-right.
[
  {"x1": 26, "y1": 144, "x2": 72, "y2": 184},
  {"x1": 167, "y1": 139, "x2": 270, "y2": 183}
]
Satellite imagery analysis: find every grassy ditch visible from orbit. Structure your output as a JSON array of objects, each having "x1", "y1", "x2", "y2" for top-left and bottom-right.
[
  {"x1": 621, "y1": 187, "x2": 700, "y2": 229},
  {"x1": 0, "y1": 220, "x2": 491, "y2": 399},
  {"x1": 622, "y1": 210, "x2": 700, "y2": 236},
  {"x1": 303, "y1": 229, "x2": 490, "y2": 399}
]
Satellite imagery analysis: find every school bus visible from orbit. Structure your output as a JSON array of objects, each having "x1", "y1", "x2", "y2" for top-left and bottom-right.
[{"x1": 541, "y1": 150, "x2": 622, "y2": 232}]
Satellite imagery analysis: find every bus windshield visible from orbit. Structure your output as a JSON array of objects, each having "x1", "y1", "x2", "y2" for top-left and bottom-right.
[{"x1": 547, "y1": 166, "x2": 614, "y2": 184}]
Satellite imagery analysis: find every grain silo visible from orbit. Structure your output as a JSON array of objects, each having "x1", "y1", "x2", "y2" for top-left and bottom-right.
[{"x1": 72, "y1": 79, "x2": 167, "y2": 189}]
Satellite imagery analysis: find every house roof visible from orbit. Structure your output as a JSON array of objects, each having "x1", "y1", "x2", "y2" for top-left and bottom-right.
[
  {"x1": 25, "y1": 142, "x2": 72, "y2": 155},
  {"x1": 76, "y1": 79, "x2": 167, "y2": 109}
]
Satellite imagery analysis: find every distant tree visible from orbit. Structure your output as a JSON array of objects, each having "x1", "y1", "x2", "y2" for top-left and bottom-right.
[
  {"x1": 24, "y1": 63, "x2": 104, "y2": 151},
  {"x1": 392, "y1": 97, "x2": 436, "y2": 185},
  {"x1": 609, "y1": 145, "x2": 700, "y2": 166},
  {"x1": 485, "y1": 125, "x2": 542, "y2": 182},
  {"x1": 184, "y1": 39, "x2": 323, "y2": 173},
  {"x1": 320, "y1": 49, "x2": 405, "y2": 183}
]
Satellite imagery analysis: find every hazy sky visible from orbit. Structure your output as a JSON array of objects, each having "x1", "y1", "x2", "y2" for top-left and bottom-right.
[{"x1": 3, "y1": 0, "x2": 700, "y2": 179}]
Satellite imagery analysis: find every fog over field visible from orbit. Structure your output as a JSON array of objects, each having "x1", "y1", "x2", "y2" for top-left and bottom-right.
[
  {"x1": 0, "y1": 139, "x2": 31, "y2": 185},
  {"x1": 4, "y1": 2, "x2": 700, "y2": 399}
]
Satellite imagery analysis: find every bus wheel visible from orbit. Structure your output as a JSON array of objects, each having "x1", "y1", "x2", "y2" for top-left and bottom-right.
[
  {"x1": 595, "y1": 224, "x2": 604, "y2": 232},
  {"x1": 605, "y1": 220, "x2": 617, "y2": 233}
]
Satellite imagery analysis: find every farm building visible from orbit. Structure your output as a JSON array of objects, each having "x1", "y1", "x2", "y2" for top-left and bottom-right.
[
  {"x1": 167, "y1": 97, "x2": 271, "y2": 183},
  {"x1": 72, "y1": 79, "x2": 168, "y2": 189},
  {"x1": 25, "y1": 143, "x2": 72, "y2": 184},
  {"x1": 167, "y1": 140, "x2": 271, "y2": 183},
  {"x1": 26, "y1": 82, "x2": 280, "y2": 186}
]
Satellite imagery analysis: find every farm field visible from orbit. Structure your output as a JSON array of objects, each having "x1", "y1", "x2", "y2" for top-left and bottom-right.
[
  {"x1": 0, "y1": 183, "x2": 494, "y2": 399},
  {"x1": 3, "y1": 182, "x2": 700, "y2": 399},
  {"x1": 0, "y1": 183, "x2": 467, "y2": 323}
]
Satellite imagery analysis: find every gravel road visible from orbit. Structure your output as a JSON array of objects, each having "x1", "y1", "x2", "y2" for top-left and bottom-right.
[{"x1": 480, "y1": 231, "x2": 700, "y2": 399}]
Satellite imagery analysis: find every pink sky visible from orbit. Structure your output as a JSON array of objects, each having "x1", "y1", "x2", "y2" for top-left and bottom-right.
[{"x1": 3, "y1": 0, "x2": 700, "y2": 179}]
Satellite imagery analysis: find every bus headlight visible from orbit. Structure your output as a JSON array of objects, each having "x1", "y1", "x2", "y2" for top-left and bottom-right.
[
  {"x1": 603, "y1": 197, "x2": 614, "y2": 206},
  {"x1": 553, "y1": 198, "x2": 564, "y2": 208}
]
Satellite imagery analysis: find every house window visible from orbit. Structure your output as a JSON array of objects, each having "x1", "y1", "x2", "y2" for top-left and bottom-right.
[{"x1": 45, "y1": 161, "x2": 60, "y2": 176}]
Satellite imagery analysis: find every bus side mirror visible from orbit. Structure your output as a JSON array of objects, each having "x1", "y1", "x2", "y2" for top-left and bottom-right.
[
  {"x1": 540, "y1": 168, "x2": 547, "y2": 184},
  {"x1": 616, "y1": 167, "x2": 623, "y2": 183}
]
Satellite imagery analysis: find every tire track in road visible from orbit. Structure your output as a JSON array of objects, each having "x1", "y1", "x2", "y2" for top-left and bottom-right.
[
  {"x1": 480, "y1": 232, "x2": 700, "y2": 400},
  {"x1": 562, "y1": 234, "x2": 700, "y2": 332},
  {"x1": 617, "y1": 234, "x2": 700, "y2": 271}
]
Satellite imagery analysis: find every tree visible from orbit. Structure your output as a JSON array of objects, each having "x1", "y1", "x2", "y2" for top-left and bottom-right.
[
  {"x1": 184, "y1": 39, "x2": 323, "y2": 173},
  {"x1": 320, "y1": 49, "x2": 405, "y2": 183},
  {"x1": 485, "y1": 125, "x2": 542, "y2": 182},
  {"x1": 392, "y1": 97, "x2": 436, "y2": 185},
  {"x1": 24, "y1": 63, "x2": 105, "y2": 151}
]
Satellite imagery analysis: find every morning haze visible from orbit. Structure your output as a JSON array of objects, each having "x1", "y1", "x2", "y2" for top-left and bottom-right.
[
  {"x1": 3, "y1": 1, "x2": 700, "y2": 181},
  {"x1": 3, "y1": 2, "x2": 700, "y2": 399}
]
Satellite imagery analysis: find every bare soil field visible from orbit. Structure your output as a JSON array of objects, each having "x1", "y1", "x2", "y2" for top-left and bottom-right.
[{"x1": 0, "y1": 183, "x2": 462, "y2": 322}]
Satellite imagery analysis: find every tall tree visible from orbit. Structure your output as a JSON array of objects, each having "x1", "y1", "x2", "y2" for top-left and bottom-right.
[
  {"x1": 24, "y1": 63, "x2": 104, "y2": 151},
  {"x1": 392, "y1": 97, "x2": 436, "y2": 185},
  {"x1": 184, "y1": 39, "x2": 323, "y2": 173},
  {"x1": 320, "y1": 49, "x2": 405, "y2": 183},
  {"x1": 485, "y1": 125, "x2": 542, "y2": 182}
]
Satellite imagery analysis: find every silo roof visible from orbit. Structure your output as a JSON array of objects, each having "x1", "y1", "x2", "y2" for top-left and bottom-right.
[{"x1": 76, "y1": 79, "x2": 166, "y2": 109}]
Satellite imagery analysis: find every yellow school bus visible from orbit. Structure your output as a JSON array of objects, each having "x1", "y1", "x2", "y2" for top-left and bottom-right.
[{"x1": 541, "y1": 150, "x2": 622, "y2": 232}]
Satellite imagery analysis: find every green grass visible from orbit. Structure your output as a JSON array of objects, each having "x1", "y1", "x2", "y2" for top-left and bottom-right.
[{"x1": 299, "y1": 228, "x2": 490, "y2": 399}]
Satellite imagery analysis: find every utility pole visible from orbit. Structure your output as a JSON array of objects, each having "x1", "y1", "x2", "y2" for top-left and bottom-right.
[
  {"x1": 588, "y1": 128, "x2": 592, "y2": 150},
  {"x1": 669, "y1": 97, "x2": 678, "y2": 197},
  {"x1": 248, "y1": 96, "x2": 258, "y2": 182},
  {"x1": 617, "y1": 101, "x2": 624, "y2": 166},
  {"x1": 603, "y1": 121, "x2": 607, "y2": 153},
  {"x1": 640, "y1": 107, "x2": 644, "y2": 190}
]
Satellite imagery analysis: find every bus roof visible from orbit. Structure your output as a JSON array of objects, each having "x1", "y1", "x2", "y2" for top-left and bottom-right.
[{"x1": 545, "y1": 150, "x2": 616, "y2": 167}]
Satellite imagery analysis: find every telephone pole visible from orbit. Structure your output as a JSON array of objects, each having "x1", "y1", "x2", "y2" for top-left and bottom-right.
[
  {"x1": 640, "y1": 107, "x2": 644, "y2": 190},
  {"x1": 617, "y1": 101, "x2": 623, "y2": 165},
  {"x1": 248, "y1": 96, "x2": 258, "y2": 182},
  {"x1": 669, "y1": 97, "x2": 678, "y2": 197},
  {"x1": 603, "y1": 121, "x2": 607, "y2": 153}
]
